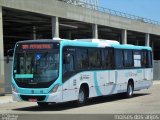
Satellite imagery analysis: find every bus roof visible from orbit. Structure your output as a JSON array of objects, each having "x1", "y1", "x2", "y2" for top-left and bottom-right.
[{"x1": 60, "y1": 39, "x2": 152, "y2": 51}]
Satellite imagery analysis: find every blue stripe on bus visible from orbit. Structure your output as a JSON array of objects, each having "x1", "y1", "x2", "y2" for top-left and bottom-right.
[{"x1": 93, "y1": 72, "x2": 102, "y2": 96}]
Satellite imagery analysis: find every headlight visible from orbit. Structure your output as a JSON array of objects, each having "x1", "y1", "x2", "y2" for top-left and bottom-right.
[{"x1": 50, "y1": 84, "x2": 60, "y2": 93}]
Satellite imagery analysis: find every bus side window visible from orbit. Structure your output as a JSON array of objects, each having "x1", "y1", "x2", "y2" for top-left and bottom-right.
[
  {"x1": 108, "y1": 48, "x2": 114, "y2": 69},
  {"x1": 141, "y1": 50, "x2": 151, "y2": 68},
  {"x1": 141, "y1": 51, "x2": 146, "y2": 67},
  {"x1": 76, "y1": 48, "x2": 88, "y2": 70},
  {"x1": 115, "y1": 49, "x2": 124, "y2": 69},
  {"x1": 88, "y1": 48, "x2": 102, "y2": 69},
  {"x1": 142, "y1": 50, "x2": 152, "y2": 68},
  {"x1": 148, "y1": 51, "x2": 153, "y2": 67},
  {"x1": 124, "y1": 50, "x2": 133, "y2": 68},
  {"x1": 133, "y1": 50, "x2": 141, "y2": 68},
  {"x1": 103, "y1": 48, "x2": 114, "y2": 69}
]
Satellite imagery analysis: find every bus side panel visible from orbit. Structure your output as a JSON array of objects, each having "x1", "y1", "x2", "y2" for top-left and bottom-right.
[
  {"x1": 61, "y1": 69, "x2": 153, "y2": 103},
  {"x1": 115, "y1": 70, "x2": 128, "y2": 93},
  {"x1": 103, "y1": 70, "x2": 117, "y2": 95},
  {"x1": 116, "y1": 69, "x2": 145, "y2": 93},
  {"x1": 62, "y1": 72, "x2": 94, "y2": 102},
  {"x1": 62, "y1": 79, "x2": 77, "y2": 102},
  {"x1": 134, "y1": 68, "x2": 153, "y2": 90},
  {"x1": 96, "y1": 71, "x2": 109, "y2": 95},
  {"x1": 144, "y1": 68, "x2": 153, "y2": 81}
]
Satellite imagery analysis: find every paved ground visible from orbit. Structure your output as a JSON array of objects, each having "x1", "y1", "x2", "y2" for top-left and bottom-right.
[{"x1": 0, "y1": 81, "x2": 160, "y2": 115}]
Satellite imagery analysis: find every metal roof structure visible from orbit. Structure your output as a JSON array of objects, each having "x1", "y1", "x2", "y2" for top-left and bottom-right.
[{"x1": 59, "y1": 0, "x2": 99, "y2": 9}]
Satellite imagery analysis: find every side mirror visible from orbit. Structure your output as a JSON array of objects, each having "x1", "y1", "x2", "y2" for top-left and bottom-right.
[{"x1": 6, "y1": 49, "x2": 14, "y2": 64}]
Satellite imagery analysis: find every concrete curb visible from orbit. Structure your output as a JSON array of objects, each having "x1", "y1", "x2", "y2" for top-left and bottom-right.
[
  {"x1": 0, "y1": 99, "x2": 14, "y2": 104},
  {"x1": 0, "y1": 94, "x2": 14, "y2": 104},
  {"x1": 153, "y1": 80, "x2": 160, "y2": 85}
]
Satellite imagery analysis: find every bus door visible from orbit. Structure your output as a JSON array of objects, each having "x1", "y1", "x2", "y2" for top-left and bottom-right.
[
  {"x1": 142, "y1": 50, "x2": 153, "y2": 81},
  {"x1": 62, "y1": 47, "x2": 77, "y2": 102},
  {"x1": 103, "y1": 47, "x2": 116, "y2": 95},
  {"x1": 108, "y1": 48, "x2": 116, "y2": 85}
]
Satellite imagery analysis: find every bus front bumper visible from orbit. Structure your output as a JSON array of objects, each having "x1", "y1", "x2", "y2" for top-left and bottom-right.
[{"x1": 12, "y1": 91, "x2": 62, "y2": 103}]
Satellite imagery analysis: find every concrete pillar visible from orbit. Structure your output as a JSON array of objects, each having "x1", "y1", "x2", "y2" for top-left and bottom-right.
[
  {"x1": 52, "y1": 16, "x2": 59, "y2": 38},
  {"x1": 92, "y1": 24, "x2": 98, "y2": 39},
  {"x1": 68, "y1": 31, "x2": 72, "y2": 39},
  {"x1": 0, "y1": 6, "x2": 5, "y2": 95},
  {"x1": 145, "y1": 33, "x2": 150, "y2": 46},
  {"x1": 122, "y1": 29, "x2": 127, "y2": 44},
  {"x1": 33, "y1": 26, "x2": 36, "y2": 40},
  {"x1": 136, "y1": 40, "x2": 139, "y2": 45},
  {"x1": 118, "y1": 35, "x2": 121, "y2": 43},
  {"x1": 152, "y1": 40, "x2": 154, "y2": 59}
]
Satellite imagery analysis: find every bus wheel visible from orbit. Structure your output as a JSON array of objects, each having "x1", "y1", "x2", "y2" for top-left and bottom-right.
[
  {"x1": 126, "y1": 82, "x2": 134, "y2": 98},
  {"x1": 77, "y1": 87, "x2": 87, "y2": 106},
  {"x1": 37, "y1": 102, "x2": 49, "y2": 107}
]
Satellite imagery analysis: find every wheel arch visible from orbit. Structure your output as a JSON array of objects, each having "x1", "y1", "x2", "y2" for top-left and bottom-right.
[
  {"x1": 79, "y1": 82, "x2": 89, "y2": 98},
  {"x1": 128, "y1": 78, "x2": 134, "y2": 90}
]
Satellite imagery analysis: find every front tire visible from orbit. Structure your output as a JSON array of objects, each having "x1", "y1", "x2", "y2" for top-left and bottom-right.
[{"x1": 77, "y1": 87, "x2": 87, "y2": 106}]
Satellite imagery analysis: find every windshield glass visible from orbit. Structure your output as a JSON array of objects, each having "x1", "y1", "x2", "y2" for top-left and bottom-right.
[{"x1": 13, "y1": 43, "x2": 59, "y2": 84}]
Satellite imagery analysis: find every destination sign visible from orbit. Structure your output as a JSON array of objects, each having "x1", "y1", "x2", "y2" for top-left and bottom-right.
[{"x1": 22, "y1": 44, "x2": 52, "y2": 50}]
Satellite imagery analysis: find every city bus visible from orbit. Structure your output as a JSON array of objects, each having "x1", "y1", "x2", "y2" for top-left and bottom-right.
[{"x1": 11, "y1": 39, "x2": 153, "y2": 107}]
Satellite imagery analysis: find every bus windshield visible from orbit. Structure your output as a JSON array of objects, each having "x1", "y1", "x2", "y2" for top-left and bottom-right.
[{"x1": 13, "y1": 43, "x2": 59, "y2": 84}]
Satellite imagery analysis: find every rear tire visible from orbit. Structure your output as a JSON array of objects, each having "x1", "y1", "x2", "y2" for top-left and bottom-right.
[
  {"x1": 77, "y1": 87, "x2": 87, "y2": 106},
  {"x1": 126, "y1": 82, "x2": 134, "y2": 98},
  {"x1": 37, "y1": 102, "x2": 49, "y2": 107}
]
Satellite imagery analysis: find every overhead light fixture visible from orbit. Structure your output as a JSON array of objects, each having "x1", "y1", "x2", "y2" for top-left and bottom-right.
[{"x1": 59, "y1": 23, "x2": 78, "y2": 29}]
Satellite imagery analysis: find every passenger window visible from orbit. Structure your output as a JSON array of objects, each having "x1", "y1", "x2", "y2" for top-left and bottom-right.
[
  {"x1": 115, "y1": 49, "x2": 124, "y2": 69},
  {"x1": 76, "y1": 48, "x2": 88, "y2": 70},
  {"x1": 141, "y1": 50, "x2": 153, "y2": 68},
  {"x1": 148, "y1": 51, "x2": 153, "y2": 67},
  {"x1": 88, "y1": 49, "x2": 102, "y2": 69},
  {"x1": 103, "y1": 48, "x2": 114, "y2": 69},
  {"x1": 133, "y1": 51, "x2": 141, "y2": 67},
  {"x1": 124, "y1": 50, "x2": 133, "y2": 68}
]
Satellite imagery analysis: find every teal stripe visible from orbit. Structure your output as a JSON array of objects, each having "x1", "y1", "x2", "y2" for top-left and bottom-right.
[
  {"x1": 15, "y1": 74, "x2": 33, "y2": 79},
  {"x1": 93, "y1": 72, "x2": 102, "y2": 96}
]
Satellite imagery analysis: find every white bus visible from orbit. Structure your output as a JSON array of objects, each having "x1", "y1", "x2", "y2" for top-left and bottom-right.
[{"x1": 11, "y1": 39, "x2": 153, "y2": 107}]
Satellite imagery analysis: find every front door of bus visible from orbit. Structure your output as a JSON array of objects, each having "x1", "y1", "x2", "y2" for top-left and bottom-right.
[{"x1": 62, "y1": 48, "x2": 77, "y2": 102}]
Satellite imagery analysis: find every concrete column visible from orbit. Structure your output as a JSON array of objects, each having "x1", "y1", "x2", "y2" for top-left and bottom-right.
[
  {"x1": 118, "y1": 35, "x2": 121, "y2": 43},
  {"x1": 52, "y1": 16, "x2": 59, "y2": 39},
  {"x1": 92, "y1": 24, "x2": 98, "y2": 39},
  {"x1": 0, "y1": 6, "x2": 5, "y2": 95},
  {"x1": 122, "y1": 29, "x2": 127, "y2": 44},
  {"x1": 145, "y1": 33, "x2": 150, "y2": 46},
  {"x1": 136, "y1": 40, "x2": 139, "y2": 45},
  {"x1": 68, "y1": 31, "x2": 72, "y2": 39},
  {"x1": 33, "y1": 26, "x2": 36, "y2": 40},
  {"x1": 152, "y1": 40, "x2": 154, "y2": 59}
]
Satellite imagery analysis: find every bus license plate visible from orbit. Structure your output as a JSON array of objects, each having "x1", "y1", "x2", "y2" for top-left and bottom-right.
[{"x1": 29, "y1": 98, "x2": 37, "y2": 102}]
